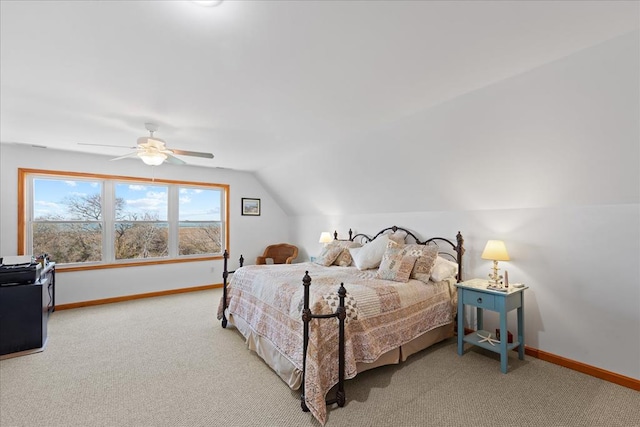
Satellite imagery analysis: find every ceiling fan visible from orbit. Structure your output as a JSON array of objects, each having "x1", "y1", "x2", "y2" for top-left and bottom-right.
[{"x1": 79, "y1": 123, "x2": 214, "y2": 166}]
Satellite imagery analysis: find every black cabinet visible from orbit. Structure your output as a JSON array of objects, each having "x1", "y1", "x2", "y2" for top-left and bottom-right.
[{"x1": 0, "y1": 263, "x2": 55, "y2": 357}]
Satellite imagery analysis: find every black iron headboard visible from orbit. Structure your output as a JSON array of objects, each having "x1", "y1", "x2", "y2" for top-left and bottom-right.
[{"x1": 333, "y1": 225, "x2": 465, "y2": 282}]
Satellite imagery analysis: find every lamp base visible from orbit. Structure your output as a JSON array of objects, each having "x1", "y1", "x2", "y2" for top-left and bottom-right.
[{"x1": 488, "y1": 260, "x2": 503, "y2": 287}]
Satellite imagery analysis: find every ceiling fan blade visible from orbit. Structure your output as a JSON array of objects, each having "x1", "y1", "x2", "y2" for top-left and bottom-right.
[
  {"x1": 169, "y1": 149, "x2": 214, "y2": 159},
  {"x1": 110, "y1": 152, "x2": 139, "y2": 161},
  {"x1": 164, "y1": 153, "x2": 187, "y2": 165},
  {"x1": 79, "y1": 142, "x2": 137, "y2": 149}
]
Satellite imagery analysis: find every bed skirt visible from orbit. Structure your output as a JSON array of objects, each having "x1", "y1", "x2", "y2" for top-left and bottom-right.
[{"x1": 225, "y1": 310, "x2": 454, "y2": 390}]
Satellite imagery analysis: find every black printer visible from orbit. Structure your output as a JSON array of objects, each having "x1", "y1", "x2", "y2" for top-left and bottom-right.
[{"x1": 0, "y1": 262, "x2": 41, "y2": 286}]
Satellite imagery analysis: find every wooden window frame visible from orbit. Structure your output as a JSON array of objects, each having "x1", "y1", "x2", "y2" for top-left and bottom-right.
[{"x1": 18, "y1": 168, "x2": 230, "y2": 272}]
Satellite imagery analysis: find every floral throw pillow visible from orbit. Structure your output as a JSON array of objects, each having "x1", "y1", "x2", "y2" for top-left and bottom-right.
[
  {"x1": 331, "y1": 241, "x2": 362, "y2": 267},
  {"x1": 376, "y1": 247, "x2": 417, "y2": 282},
  {"x1": 403, "y1": 245, "x2": 438, "y2": 283},
  {"x1": 386, "y1": 241, "x2": 439, "y2": 283},
  {"x1": 314, "y1": 243, "x2": 343, "y2": 266}
]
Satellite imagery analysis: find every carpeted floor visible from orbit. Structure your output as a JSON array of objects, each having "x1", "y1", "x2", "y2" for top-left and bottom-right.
[{"x1": 1, "y1": 288, "x2": 638, "y2": 427}]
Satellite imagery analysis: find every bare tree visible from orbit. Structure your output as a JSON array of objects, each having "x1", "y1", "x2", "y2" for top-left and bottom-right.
[
  {"x1": 63, "y1": 194, "x2": 125, "y2": 222},
  {"x1": 179, "y1": 223, "x2": 221, "y2": 255},
  {"x1": 33, "y1": 195, "x2": 125, "y2": 263},
  {"x1": 114, "y1": 212, "x2": 168, "y2": 259}
]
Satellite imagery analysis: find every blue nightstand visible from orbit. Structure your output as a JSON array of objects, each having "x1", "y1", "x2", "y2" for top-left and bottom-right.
[{"x1": 456, "y1": 278, "x2": 528, "y2": 373}]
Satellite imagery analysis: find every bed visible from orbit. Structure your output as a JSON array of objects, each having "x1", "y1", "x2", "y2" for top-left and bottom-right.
[{"x1": 217, "y1": 226, "x2": 464, "y2": 425}]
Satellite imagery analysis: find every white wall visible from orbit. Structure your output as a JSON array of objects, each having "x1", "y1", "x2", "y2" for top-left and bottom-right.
[
  {"x1": 273, "y1": 32, "x2": 639, "y2": 380},
  {"x1": 0, "y1": 143, "x2": 290, "y2": 304}
]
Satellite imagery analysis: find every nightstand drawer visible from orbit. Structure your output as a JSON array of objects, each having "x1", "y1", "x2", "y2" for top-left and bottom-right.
[{"x1": 462, "y1": 289, "x2": 495, "y2": 310}]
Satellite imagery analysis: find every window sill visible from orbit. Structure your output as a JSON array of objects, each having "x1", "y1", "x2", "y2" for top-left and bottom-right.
[{"x1": 57, "y1": 255, "x2": 221, "y2": 272}]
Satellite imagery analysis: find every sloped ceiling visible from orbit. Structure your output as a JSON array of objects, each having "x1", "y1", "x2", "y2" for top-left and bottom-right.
[{"x1": 1, "y1": 1, "x2": 637, "y2": 173}]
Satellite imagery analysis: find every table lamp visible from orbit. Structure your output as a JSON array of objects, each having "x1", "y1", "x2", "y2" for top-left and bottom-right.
[
  {"x1": 319, "y1": 232, "x2": 333, "y2": 246},
  {"x1": 481, "y1": 240, "x2": 510, "y2": 286}
]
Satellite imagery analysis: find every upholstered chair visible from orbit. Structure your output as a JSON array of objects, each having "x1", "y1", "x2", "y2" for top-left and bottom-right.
[{"x1": 256, "y1": 243, "x2": 298, "y2": 265}]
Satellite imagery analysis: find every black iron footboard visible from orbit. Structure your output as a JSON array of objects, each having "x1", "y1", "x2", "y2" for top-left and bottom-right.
[
  {"x1": 300, "y1": 271, "x2": 347, "y2": 412},
  {"x1": 221, "y1": 249, "x2": 243, "y2": 328},
  {"x1": 219, "y1": 257, "x2": 347, "y2": 415}
]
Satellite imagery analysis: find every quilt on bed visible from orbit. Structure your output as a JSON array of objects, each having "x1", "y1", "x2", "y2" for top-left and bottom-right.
[{"x1": 217, "y1": 261, "x2": 457, "y2": 425}]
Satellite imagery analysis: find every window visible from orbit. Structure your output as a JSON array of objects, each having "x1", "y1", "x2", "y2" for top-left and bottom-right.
[
  {"x1": 178, "y1": 187, "x2": 223, "y2": 255},
  {"x1": 115, "y1": 183, "x2": 169, "y2": 260},
  {"x1": 19, "y1": 169, "x2": 229, "y2": 269},
  {"x1": 32, "y1": 178, "x2": 103, "y2": 264}
]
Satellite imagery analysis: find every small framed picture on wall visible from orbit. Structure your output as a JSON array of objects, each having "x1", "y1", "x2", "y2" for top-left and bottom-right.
[{"x1": 241, "y1": 198, "x2": 261, "y2": 216}]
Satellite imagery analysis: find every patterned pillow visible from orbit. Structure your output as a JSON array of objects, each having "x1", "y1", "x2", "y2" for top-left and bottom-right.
[
  {"x1": 387, "y1": 241, "x2": 439, "y2": 283},
  {"x1": 409, "y1": 244, "x2": 439, "y2": 282},
  {"x1": 313, "y1": 243, "x2": 343, "y2": 266},
  {"x1": 376, "y1": 247, "x2": 417, "y2": 282},
  {"x1": 331, "y1": 241, "x2": 361, "y2": 266}
]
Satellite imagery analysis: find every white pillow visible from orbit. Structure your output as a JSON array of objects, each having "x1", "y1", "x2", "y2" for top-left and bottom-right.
[
  {"x1": 388, "y1": 230, "x2": 408, "y2": 244},
  {"x1": 347, "y1": 247, "x2": 361, "y2": 264},
  {"x1": 349, "y1": 235, "x2": 390, "y2": 270},
  {"x1": 430, "y1": 256, "x2": 459, "y2": 282}
]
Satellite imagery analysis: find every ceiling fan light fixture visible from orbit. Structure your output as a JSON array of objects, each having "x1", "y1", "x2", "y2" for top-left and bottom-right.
[{"x1": 138, "y1": 151, "x2": 167, "y2": 166}]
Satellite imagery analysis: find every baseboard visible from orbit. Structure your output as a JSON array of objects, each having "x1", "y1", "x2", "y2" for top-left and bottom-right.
[
  {"x1": 460, "y1": 327, "x2": 639, "y2": 391},
  {"x1": 55, "y1": 283, "x2": 222, "y2": 310},
  {"x1": 524, "y1": 346, "x2": 639, "y2": 391}
]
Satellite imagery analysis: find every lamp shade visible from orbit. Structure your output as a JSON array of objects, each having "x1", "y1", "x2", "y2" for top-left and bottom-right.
[
  {"x1": 481, "y1": 240, "x2": 510, "y2": 261},
  {"x1": 138, "y1": 151, "x2": 167, "y2": 166},
  {"x1": 319, "y1": 232, "x2": 333, "y2": 244}
]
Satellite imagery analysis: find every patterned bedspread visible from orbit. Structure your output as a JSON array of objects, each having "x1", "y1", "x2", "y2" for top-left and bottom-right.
[{"x1": 217, "y1": 262, "x2": 456, "y2": 425}]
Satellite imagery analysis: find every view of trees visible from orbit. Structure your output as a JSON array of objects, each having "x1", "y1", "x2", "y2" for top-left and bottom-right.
[
  {"x1": 179, "y1": 224, "x2": 222, "y2": 255},
  {"x1": 33, "y1": 221, "x2": 102, "y2": 264},
  {"x1": 33, "y1": 193, "x2": 221, "y2": 264}
]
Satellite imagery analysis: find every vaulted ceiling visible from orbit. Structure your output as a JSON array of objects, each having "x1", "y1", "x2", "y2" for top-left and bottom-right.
[{"x1": 1, "y1": 1, "x2": 638, "y2": 172}]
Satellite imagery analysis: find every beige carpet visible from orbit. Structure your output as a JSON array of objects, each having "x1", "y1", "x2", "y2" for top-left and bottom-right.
[{"x1": 1, "y1": 288, "x2": 638, "y2": 427}]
